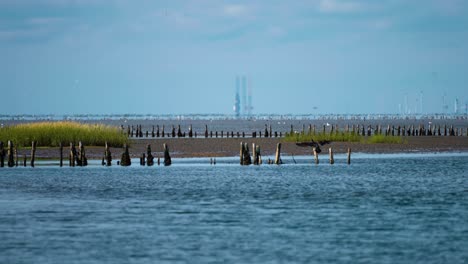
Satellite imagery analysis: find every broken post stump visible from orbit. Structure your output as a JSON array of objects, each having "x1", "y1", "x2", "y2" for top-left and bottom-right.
[
  {"x1": 347, "y1": 148, "x2": 351, "y2": 165},
  {"x1": 146, "y1": 144, "x2": 154, "y2": 166},
  {"x1": 313, "y1": 147, "x2": 319, "y2": 165},
  {"x1": 59, "y1": 142, "x2": 63, "y2": 167},
  {"x1": 69, "y1": 142, "x2": 76, "y2": 167},
  {"x1": 7, "y1": 141, "x2": 14, "y2": 167},
  {"x1": 78, "y1": 141, "x2": 88, "y2": 167},
  {"x1": 329, "y1": 148, "x2": 334, "y2": 165},
  {"x1": 274, "y1": 143, "x2": 282, "y2": 165},
  {"x1": 163, "y1": 143, "x2": 172, "y2": 166},
  {"x1": 0, "y1": 141, "x2": 4, "y2": 167},
  {"x1": 30, "y1": 141, "x2": 37, "y2": 168},
  {"x1": 242, "y1": 142, "x2": 252, "y2": 165},
  {"x1": 104, "y1": 142, "x2": 112, "y2": 166},
  {"x1": 120, "y1": 144, "x2": 131, "y2": 166}
]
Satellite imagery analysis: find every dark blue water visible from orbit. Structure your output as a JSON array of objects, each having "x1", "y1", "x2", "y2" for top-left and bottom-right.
[{"x1": 1, "y1": 153, "x2": 467, "y2": 264}]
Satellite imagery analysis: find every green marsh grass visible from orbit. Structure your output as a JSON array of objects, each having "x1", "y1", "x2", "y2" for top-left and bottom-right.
[
  {"x1": 284, "y1": 132, "x2": 361, "y2": 143},
  {"x1": 0, "y1": 122, "x2": 128, "y2": 148},
  {"x1": 365, "y1": 134, "x2": 404, "y2": 144},
  {"x1": 284, "y1": 132, "x2": 404, "y2": 144}
]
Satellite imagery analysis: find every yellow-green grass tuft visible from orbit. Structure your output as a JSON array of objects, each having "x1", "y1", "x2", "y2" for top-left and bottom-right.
[{"x1": 0, "y1": 121, "x2": 128, "y2": 148}]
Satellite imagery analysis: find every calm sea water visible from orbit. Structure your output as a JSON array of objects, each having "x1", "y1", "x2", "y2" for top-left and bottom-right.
[{"x1": 1, "y1": 153, "x2": 467, "y2": 264}]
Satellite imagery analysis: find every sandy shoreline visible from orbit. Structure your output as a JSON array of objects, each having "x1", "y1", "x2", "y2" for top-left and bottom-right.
[{"x1": 12, "y1": 136, "x2": 468, "y2": 160}]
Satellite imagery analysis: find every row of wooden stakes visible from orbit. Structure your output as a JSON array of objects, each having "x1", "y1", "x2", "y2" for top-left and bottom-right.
[
  {"x1": 238, "y1": 142, "x2": 351, "y2": 165},
  {"x1": 124, "y1": 123, "x2": 467, "y2": 138},
  {"x1": 0, "y1": 141, "x2": 172, "y2": 168}
]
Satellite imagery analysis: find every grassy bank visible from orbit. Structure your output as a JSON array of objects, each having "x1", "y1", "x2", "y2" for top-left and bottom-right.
[
  {"x1": 0, "y1": 122, "x2": 128, "y2": 147},
  {"x1": 284, "y1": 132, "x2": 403, "y2": 144}
]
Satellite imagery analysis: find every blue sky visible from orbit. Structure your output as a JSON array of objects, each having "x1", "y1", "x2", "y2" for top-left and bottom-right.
[{"x1": 1, "y1": 0, "x2": 467, "y2": 115}]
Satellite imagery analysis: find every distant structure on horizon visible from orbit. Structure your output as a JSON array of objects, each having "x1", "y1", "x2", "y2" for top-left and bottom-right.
[{"x1": 233, "y1": 75, "x2": 253, "y2": 118}]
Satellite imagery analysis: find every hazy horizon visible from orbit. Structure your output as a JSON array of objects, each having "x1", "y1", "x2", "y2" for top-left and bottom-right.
[{"x1": 1, "y1": 0, "x2": 467, "y2": 115}]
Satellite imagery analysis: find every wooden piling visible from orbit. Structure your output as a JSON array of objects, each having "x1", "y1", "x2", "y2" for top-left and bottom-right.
[
  {"x1": 7, "y1": 141, "x2": 14, "y2": 167},
  {"x1": 347, "y1": 148, "x2": 351, "y2": 165},
  {"x1": 205, "y1": 125, "x2": 208, "y2": 138},
  {"x1": 14, "y1": 147, "x2": 18, "y2": 167},
  {"x1": 240, "y1": 142, "x2": 244, "y2": 165},
  {"x1": 120, "y1": 144, "x2": 131, "y2": 166},
  {"x1": 163, "y1": 143, "x2": 172, "y2": 166},
  {"x1": 313, "y1": 147, "x2": 319, "y2": 165},
  {"x1": 59, "y1": 142, "x2": 63, "y2": 167},
  {"x1": 104, "y1": 142, "x2": 112, "y2": 166},
  {"x1": 162, "y1": 125, "x2": 165, "y2": 138},
  {"x1": 242, "y1": 142, "x2": 252, "y2": 165},
  {"x1": 30, "y1": 141, "x2": 37, "y2": 168},
  {"x1": 0, "y1": 141, "x2": 4, "y2": 167},
  {"x1": 253, "y1": 144, "x2": 261, "y2": 165},
  {"x1": 69, "y1": 142, "x2": 76, "y2": 167},
  {"x1": 252, "y1": 143, "x2": 257, "y2": 164},
  {"x1": 274, "y1": 143, "x2": 282, "y2": 165},
  {"x1": 23, "y1": 155, "x2": 27, "y2": 167},
  {"x1": 329, "y1": 147, "x2": 334, "y2": 165},
  {"x1": 146, "y1": 144, "x2": 154, "y2": 166},
  {"x1": 189, "y1": 125, "x2": 193, "y2": 138},
  {"x1": 78, "y1": 141, "x2": 87, "y2": 166}
]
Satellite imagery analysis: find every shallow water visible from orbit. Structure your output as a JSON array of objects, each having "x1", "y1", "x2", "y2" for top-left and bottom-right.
[{"x1": 1, "y1": 153, "x2": 467, "y2": 263}]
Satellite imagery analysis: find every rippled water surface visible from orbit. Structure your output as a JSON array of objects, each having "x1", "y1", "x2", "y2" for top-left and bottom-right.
[{"x1": 1, "y1": 153, "x2": 467, "y2": 263}]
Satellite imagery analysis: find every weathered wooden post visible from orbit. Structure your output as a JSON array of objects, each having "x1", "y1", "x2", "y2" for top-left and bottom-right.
[
  {"x1": 30, "y1": 141, "x2": 37, "y2": 168},
  {"x1": 104, "y1": 142, "x2": 112, "y2": 166},
  {"x1": 242, "y1": 142, "x2": 252, "y2": 165},
  {"x1": 139, "y1": 125, "x2": 143, "y2": 138},
  {"x1": 161, "y1": 125, "x2": 165, "y2": 138},
  {"x1": 59, "y1": 142, "x2": 63, "y2": 167},
  {"x1": 253, "y1": 144, "x2": 261, "y2": 165},
  {"x1": 240, "y1": 142, "x2": 244, "y2": 165},
  {"x1": 78, "y1": 141, "x2": 87, "y2": 167},
  {"x1": 152, "y1": 125, "x2": 155, "y2": 137},
  {"x1": 188, "y1": 125, "x2": 193, "y2": 138},
  {"x1": 205, "y1": 125, "x2": 209, "y2": 138},
  {"x1": 347, "y1": 148, "x2": 351, "y2": 165},
  {"x1": 172, "y1": 125, "x2": 176, "y2": 138},
  {"x1": 140, "y1": 153, "x2": 146, "y2": 166},
  {"x1": 0, "y1": 141, "x2": 4, "y2": 167},
  {"x1": 14, "y1": 147, "x2": 18, "y2": 167},
  {"x1": 69, "y1": 142, "x2": 76, "y2": 167},
  {"x1": 23, "y1": 155, "x2": 27, "y2": 167},
  {"x1": 157, "y1": 125, "x2": 160, "y2": 137},
  {"x1": 120, "y1": 144, "x2": 131, "y2": 166},
  {"x1": 274, "y1": 143, "x2": 282, "y2": 165},
  {"x1": 146, "y1": 144, "x2": 154, "y2": 166},
  {"x1": 329, "y1": 148, "x2": 334, "y2": 165},
  {"x1": 177, "y1": 125, "x2": 182, "y2": 137},
  {"x1": 313, "y1": 147, "x2": 319, "y2": 165},
  {"x1": 252, "y1": 143, "x2": 256, "y2": 164},
  {"x1": 7, "y1": 141, "x2": 14, "y2": 167},
  {"x1": 163, "y1": 143, "x2": 171, "y2": 166}
]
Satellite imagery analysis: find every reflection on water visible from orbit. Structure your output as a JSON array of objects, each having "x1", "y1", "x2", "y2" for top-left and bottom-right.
[{"x1": 0, "y1": 154, "x2": 467, "y2": 263}]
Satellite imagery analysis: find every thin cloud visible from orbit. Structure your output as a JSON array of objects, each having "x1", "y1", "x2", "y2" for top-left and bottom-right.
[
  {"x1": 318, "y1": 0, "x2": 365, "y2": 13},
  {"x1": 223, "y1": 4, "x2": 251, "y2": 17}
]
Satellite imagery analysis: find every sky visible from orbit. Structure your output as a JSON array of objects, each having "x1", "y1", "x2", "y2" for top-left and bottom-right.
[{"x1": 1, "y1": 0, "x2": 467, "y2": 115}]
